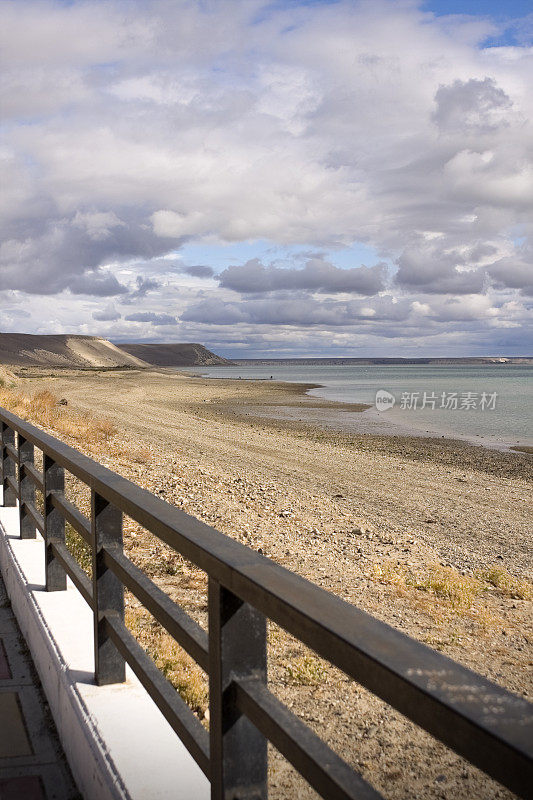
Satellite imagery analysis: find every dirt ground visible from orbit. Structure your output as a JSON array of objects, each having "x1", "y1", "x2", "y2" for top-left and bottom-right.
[{"x1": 13, "y1": 367, "x2": 533, "y2": 800}]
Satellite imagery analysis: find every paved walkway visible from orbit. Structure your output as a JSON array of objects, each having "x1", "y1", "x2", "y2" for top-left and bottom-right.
[{"x1": 0, "y1": 573, "x2": 79, "y2": 800}]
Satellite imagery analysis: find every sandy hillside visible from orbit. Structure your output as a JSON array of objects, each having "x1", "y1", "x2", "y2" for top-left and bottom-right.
[{"x1": 0, "y1": 333, "x2": 147, "y2": 368}]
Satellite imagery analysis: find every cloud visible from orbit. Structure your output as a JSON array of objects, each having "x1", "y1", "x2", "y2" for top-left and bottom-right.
[
  {"x1": 130, "y1": 275, "x2": 160, "y2": 297},
  {"x1": 422, "y1": 294, "x2": 496, "y2": 323},
  {"x1": 125, "y1": 311, "x2": 177, "y2": 325},
  {"x1": 92, "y1": 303, "x2": 121, "y2": 321},
  {"x1": 432, "y1": 78, "x2": 512, "y2": 134},
  {"x1": 395, "y1": 243, "x2": 487, "y2": 294},
  {"x1": 218, "y1": 258, "x2": 386, "y2": 295},
  {"x1": 0, "y1": 206, "x2": 178, "y2": 295},
  {"x1": 178, "y1": 264, "x2": 214, "y2": 279},
  {"x1": 182, "y1": 293, "x2": 412, "y2": 327},
  {"x1": 72, "y1": 210, "x2": 126, "y2": 241},
  {"x1": 487, "y1": 252, "x2": 533, "y2": 296},
  {"x1": 0, "y1": 0, "x2": 532, "y2": 353},
  {"x1": 2, "y1": 308, "x2": 31, "y2": 319},
  {"x1": 68, "y1": 270, "x2": 128, "y2": 296}
]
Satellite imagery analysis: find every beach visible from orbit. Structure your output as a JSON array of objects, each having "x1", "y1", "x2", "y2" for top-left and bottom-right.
[
  {"x1": 12, "y1": 367, "x2": 533, "y2": 800},
  {"x1": 184, "y1": 361, "x2": 533, "y2": 452}
]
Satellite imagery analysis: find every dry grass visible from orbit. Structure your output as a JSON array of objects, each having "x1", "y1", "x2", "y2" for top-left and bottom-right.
[
  {"x1": 0, "y1": 386, "x2": 117, "y2": 452},
  {"x1": 371, "y1": 559, "x2": 531, "y2": 634},
  {"x1": 125, "y1": 605, "x2": 208, "y2": 718},
  {"x1": 285, "y1": 655, "x2": 329, "y2": 686},
  {"x1": 370, "y1": 561, "x2": 492, "y2": 624},
  {"x1": 476, "y1": 565, "x2": 532, "y2": 600},
  {"x1": 127, "y1": 446, "x2": 153, "y2": 465},
  {"x1": 410, "y1": 565, "x2": 484, "y2": 609},
  {"x1": 0, "y1": 367, "x2": 17, "y2": 389},
  {"x1": 65, "y1": 524, "x2": 92, "y2": 577}
]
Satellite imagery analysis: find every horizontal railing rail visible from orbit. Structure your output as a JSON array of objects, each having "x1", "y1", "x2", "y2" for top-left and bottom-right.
[
  {"x1": 50, "y1": 492, "x2": 92, "y2": 544},
  {"x1": 103, "y1": 547, "x2": 209, "y2": 671},
  {"x1": 0, "y1": 406, "x2": 532, "y2": 800}
]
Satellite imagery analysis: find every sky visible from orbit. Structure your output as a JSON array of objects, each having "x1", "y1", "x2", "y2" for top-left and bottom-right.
[{"x1": 0, "y1": 0, "x2": 532, "y2": 358}]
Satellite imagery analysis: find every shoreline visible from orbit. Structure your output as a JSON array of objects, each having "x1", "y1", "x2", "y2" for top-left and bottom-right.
[
  {"x1": 181, "y1": 369, "x2": 532, "y2": 455},
  {"x1": 10, "y1": 364, "x2": 532, "y2": 468},
  {"x1": 8, "y1": 362, "x2": 533, "y2": 458}
]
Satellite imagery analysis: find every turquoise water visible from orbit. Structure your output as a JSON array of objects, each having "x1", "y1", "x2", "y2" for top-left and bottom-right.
[{"x1": 183, "y1": 363, "x2": 533, "y2": 447}]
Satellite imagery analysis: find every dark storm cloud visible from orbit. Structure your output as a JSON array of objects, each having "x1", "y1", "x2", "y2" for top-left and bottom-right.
[{"x1": 218, "y1": 259, "x2": 386, "y2": 295}]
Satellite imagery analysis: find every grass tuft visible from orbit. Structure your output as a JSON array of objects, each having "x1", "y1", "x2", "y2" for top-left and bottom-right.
[
  {"x1": 409, "y1": 565, "x2": 484, "y2": 609},
  {"x1": 477, "y1": 565, "x2": 532, "y2": 600},
  {"x1": 126, "y1": 607, "x2": 208, "y2": 718},
  {"x1": 285, "y1": 655, "x2": 329, "y2": 686},
  {"x1": 371, "y1": 562, "x2": 485, "y2": 613}
]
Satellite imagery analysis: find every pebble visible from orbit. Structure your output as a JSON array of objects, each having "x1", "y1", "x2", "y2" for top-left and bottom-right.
[{"x1": 43, "y1": 376, "x2": 532, "y2": 800}]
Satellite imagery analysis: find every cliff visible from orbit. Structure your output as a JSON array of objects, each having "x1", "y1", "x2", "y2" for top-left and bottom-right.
[{"x1": 116, "y1": 342, "x2": 231, "y2": 367}]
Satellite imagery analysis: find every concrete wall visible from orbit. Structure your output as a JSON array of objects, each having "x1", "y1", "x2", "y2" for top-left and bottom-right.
[{"x1": 0, "y1": 502, "x2": 209, "y2": 800}]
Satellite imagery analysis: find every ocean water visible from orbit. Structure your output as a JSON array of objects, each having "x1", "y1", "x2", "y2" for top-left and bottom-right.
[{"x1": 183, "y1": 363, "x2": 533, "y2": 448}]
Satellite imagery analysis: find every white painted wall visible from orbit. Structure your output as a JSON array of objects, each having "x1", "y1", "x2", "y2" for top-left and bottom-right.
[{"x1": 0, "y1": 501, "x2": 210, "y2": 800}]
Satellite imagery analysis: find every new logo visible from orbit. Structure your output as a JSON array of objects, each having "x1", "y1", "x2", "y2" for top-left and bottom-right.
[{"x1": 375, "y1": 389, "x2": 395, "y2": 412}]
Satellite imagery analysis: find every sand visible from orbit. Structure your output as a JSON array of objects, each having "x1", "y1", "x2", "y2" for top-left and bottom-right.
[
  {"x1": 15, "y1": 367, "x2": 533, "y2": 800},
  {"x1": 0, "y1": 333, "x2": 147, "y2": 368}
]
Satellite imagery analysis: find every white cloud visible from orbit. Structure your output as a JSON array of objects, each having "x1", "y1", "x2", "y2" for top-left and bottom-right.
[
  {"x1": 0, "y1": 0, "x2": 532, "y2": 354},
  {"x1": 93, "y1": 303, "x2": 121, "y2": 321},
  {"x1": 217, "y1": 258, "x2": 387, "y2": 295}
]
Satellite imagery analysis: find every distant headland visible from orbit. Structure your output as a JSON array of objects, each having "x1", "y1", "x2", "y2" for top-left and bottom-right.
[
  {"x1": 116, "y1": 341, "x2": 232, "y2": 367},
  {"x1": 0, "y1": 333, "x2": 531, "y2": 369}
]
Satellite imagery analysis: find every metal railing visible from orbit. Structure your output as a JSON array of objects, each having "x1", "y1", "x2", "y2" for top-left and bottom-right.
[{"x1": 1, "y1": 406, "x2": 532, "y2": 800}]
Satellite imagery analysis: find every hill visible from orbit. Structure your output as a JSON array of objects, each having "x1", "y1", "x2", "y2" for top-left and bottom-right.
[
  {"x1": 116, "y1": 342, "x2": 231, "y2": 366},
  {"x1": 0, "y1": 334, "x2": 148, "y2": 369}
]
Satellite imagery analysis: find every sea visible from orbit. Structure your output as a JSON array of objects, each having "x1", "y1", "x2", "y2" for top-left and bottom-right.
[{"x1": 182, "y1": 362, "x2": 533, "y2": 450}]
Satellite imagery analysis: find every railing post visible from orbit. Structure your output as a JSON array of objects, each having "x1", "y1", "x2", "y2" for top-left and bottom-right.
[
  {"x1": 1, "y1": 423, "x2": 16, "y2": 507},
  {"x1": 91, "y1": 490, "x2": 125, "y2": 685},
  {"x1": 43, "y1": 455, "x2": 66, "y2": 591},
  {"x1": 18, "y1": 434, "x2": 36, "y2": 539},
  {"x1": 208, "y1": 579, "x2": 268, "y2": 800}
]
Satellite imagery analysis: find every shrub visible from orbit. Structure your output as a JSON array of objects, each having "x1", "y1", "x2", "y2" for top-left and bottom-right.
[
  {"x1": 285, "y1": 655, "x2": 329, "y2": 686},
  {"x1": 477, "y1": 565, "x2": 532, "y2": 600}
]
